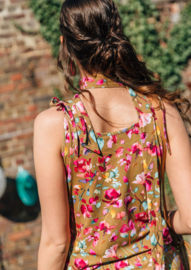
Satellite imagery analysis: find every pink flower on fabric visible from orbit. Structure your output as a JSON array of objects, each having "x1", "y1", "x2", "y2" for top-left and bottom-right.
[
  {"x1": 83, "y1": 227, "x2": 93, "y2": 235},
  {"x1": 135, "y1": 212, "x2": 149, "y2": 224},
  {"x1": 87, "y1": 77, "x2": 94, "y2": 82},
  {"x1": 115, "y1": 147, "x2": 124, "y2": 157},
  {"x1": 116, "y1": 211, "x2": 126, "y2": 220},
  {"x1": 139, "y1": 112, "x2": 152, "y2": 127},
  {"x1": 141, "y1": 132, "x2": 147, "y2": 143},
  {"x1": 119, "y1": 224, "x2": 130, "y2": 233},
  {"x1": 87, "y1": 232, "x2": 100, "y2": 246},
  {"x1": 118, "y1": 154, "x2": 132, "y2": 171},
  {"x1": 74, "y1": 258, "x2": 88, "y2": 269},
  {"x1": 98, "y1": 221, "x2": 117, "y2": 234},
  {"x1": 114, "y1": 260, "x2": 129, "y2": 270},
  {"x1": 107, "y1": 135, "x2": 118, "y2": 148},
  {"x1": 96, "y1": 79, "x2": 104, "y2": 85},
  {"x1": 126, "y1": 125, "x2": 139, "y2": 139},
  {"x1": 66, "y1": 165, "x2": 71, "y2": 182},
  {"x1": 64, "y1": 117, "x2": 69, "y2": 131},
  {"x1": 103, "y1": 244, "x2": 118, "y2": 259},
  {"x1": 76, "y1": 101, "x2": 87, "y2": 116},
  {"x1": 90, "y1": 249, "x2": 96, "y2": 255},
  {"x1": 110, "y1": 232, "x2": 119, "y2": 242},
  {"x1": 113, "y1": 199, "x2": 122, "y2": 208},
  {"x1": 123, "y1": 176, "x2": 128, "y2": 183},
  {"x1": 66, "y1": 133, "x2": 70, "y2": 143},
  {"x1": 133, "y1": 172, "x2": 153, "y2": 191},
  {"x1": 89, "y1": 196, "x2": 99, "y2": 205},
  {"x1": 80, "y1": 205, "x2": 91, "y2": 219},
  {"x1": 71, "y1": 104, "x2": 77, "y2": 114},
  {"x1": 73, "y1": 158, "x2": 92, "y2": 173},
  {"x1": 70, "y1": 147, "x2": 75, "y2": 156},
  {"x1": 163, "y1": 227, "x2": 172, "y2": 244},
  {"x1": 144, "y1": 142, "x2": 157, "y2": 156},
  {"x1": 133, "y1": 172, "x2": 145, "y2": 185},
  {"x1": 124, "y1": 195, "x2": 133, "y2": 207},
  {"x1": 120, "y1": 139, "x2": 125, "y2": 144},
  {"x1": 104, "y1": 189, "x2": 121, "y2": 200},
  {"x1": 127, "y1": 142, "x2": 143, "y2": 156},
  {"x1": 135, "y1": 262, "x2": 142, "y2": 267}
]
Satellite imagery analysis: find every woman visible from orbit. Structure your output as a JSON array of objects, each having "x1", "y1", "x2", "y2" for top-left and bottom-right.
[{"x1": 33, "y1": 0, "x2": 191, "y2": 269}]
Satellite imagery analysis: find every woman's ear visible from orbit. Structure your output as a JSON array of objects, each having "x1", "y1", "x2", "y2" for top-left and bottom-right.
[{"x1": 60, "y1": 36, "x2": 64, "y2": 44}]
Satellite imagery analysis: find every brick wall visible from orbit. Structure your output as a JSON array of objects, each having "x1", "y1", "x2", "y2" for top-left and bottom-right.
[
  {"x1": 0, "y1": 0, "x2": 190, "y2": 269},
  {"x1": 0, "y1": 0, "x2": 69, "y2": 269}
]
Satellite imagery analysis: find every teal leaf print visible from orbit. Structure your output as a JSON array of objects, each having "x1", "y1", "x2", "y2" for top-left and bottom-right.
[
  {"x1": 113, "y1": 167, "x2": 119, "y2": 174},
  {"x1": 146, "y1": 235, "x2": 150, "y2": 240},
  {"x1": 97, "y1": 138, "x2": 105, "y2": 151},
  {"x1": 86, "y1": 189, "x2": 90, "y2": 196},
  {"x1": 155, "y1": 172, "x2": 159, "y2": 178},
  {"x1": 96, "y1": 202, "x2": 101, "y2": 208},
  {"x1": 162, "y1": 218, "x2": 166, "y2": 226},
  {"x1": 151, "y1": 233, "x2": 157, "y2": 246},
  {"x1": 146, "y1": 103, "x2": 150, "y2": 110},
  {"x1": 90, "y1": 130, "x2": 97, "y2": 142},
  {"x1": 78, "y1": 130, "x2": 81, "y2": 136},
  {"x1": 110, "y1": 171, "x2": 116, "y2": 178},
  {"x1": 128, "y1": 88, "x2": 137, "y2": 97},
  {"x1": 75, "y1": 117, "x2": 79, "y2": 124},
  {"x1": 142, "y1": 201, "x2": 148, "y2": 211},
  {"x1": 148, "y1": 191, "x2": 153, "y2": 194},
  {"x1": 134, "y1": 187, "x2": 139, "y2": 193},
  {"x1": 142, "y1": 256, "x2": 147, "y2": 261},
  {"x1": 121, "y1": 233, "x2": 129, "y2": 238},
  {"x1": 74, "y1": 132, "x2": 78, "y2": 139},
  {"x1": 112, "y1": 182, "x2": 121, "y2": 188}
]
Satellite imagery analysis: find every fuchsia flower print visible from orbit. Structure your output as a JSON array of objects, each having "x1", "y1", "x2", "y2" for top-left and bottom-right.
[{"x1": 50, "y1": 75, "x2": 183, "y2": 270}]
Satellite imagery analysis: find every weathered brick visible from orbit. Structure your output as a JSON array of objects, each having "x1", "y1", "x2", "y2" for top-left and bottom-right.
[
  {"x1": 4, "y1": 14, "x2": 25, "y2": 20},
  {"x1": 0, "y1": 83, "x2": 15, "y2": 93},
  {"x1": 16, "y1": 132, "x2": 33, "y2": 140},
  {"x1": 28, "y1": 105, "x2": 38, "y2": 112},
  {"x1": 11, "y1": 73, "x2": 22, "y2": 81},
  {"x1": 18, "y1": 82, "x2": 32, "y2": 91},
  {"x1": 8, "y1": 230, "x2": 32, "y2": 242},
  {"x1": 0, "y1": 33, "x2": 15, "y2": 38}
]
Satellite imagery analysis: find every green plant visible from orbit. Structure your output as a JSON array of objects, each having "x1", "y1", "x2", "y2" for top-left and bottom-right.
[
  {"x1": 117, "y1": 0, "x2": 191, "y2": 91},
  {"x1": 29, "y1": 0, "x2": 62, "y2": 58},
  {"x1": 29, "y1": 0, "x2": 191, "y2": 92}
]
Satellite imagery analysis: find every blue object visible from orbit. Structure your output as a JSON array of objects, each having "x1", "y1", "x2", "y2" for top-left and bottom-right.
[{"x1": 16, "y1": 166, "x2": 38, "y2": 206}]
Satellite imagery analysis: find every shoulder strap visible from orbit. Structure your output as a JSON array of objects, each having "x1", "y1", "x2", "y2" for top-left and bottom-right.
[{"x1": 151, "y1": 98, "x2": 169, "y2": 224}]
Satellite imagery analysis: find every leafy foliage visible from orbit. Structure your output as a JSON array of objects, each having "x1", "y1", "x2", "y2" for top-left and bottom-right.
[
  {"x1": 29, "y1": 0, "x2": 191, "y2": 92},
  {"x1": 117, "y1": 0, "x2": 191, "y2": 91},
  {"x1": 29, "y1": 0, "x2": 62, "y2": 58}
]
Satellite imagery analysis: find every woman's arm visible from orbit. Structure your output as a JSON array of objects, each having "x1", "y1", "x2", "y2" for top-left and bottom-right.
[
  {"x1": 165, "y1": 101, "x2": 191, "y2": 235},
  {"x1": 33, "y1": 107, "x2": 70, "y2": 270}
]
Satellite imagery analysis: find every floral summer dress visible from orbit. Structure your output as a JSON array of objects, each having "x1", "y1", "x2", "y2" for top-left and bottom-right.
[{"x1": 50, "y1": 74, "x2": 184, "y2": 270}]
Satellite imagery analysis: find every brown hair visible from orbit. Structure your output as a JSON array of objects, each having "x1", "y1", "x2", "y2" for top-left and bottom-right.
[{"x1": 58, "y1": 0, "x2": 191, "y2": 135}]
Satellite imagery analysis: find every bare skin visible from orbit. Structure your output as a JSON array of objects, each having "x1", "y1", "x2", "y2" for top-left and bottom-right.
[{"x1": 34, "y1": 37, "x2": 191, "y2": 270}]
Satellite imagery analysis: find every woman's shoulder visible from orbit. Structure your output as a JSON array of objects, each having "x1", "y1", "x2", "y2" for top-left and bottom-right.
[{"x1": 34, "y1": 104, "x2": 65, "y2": 146}]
